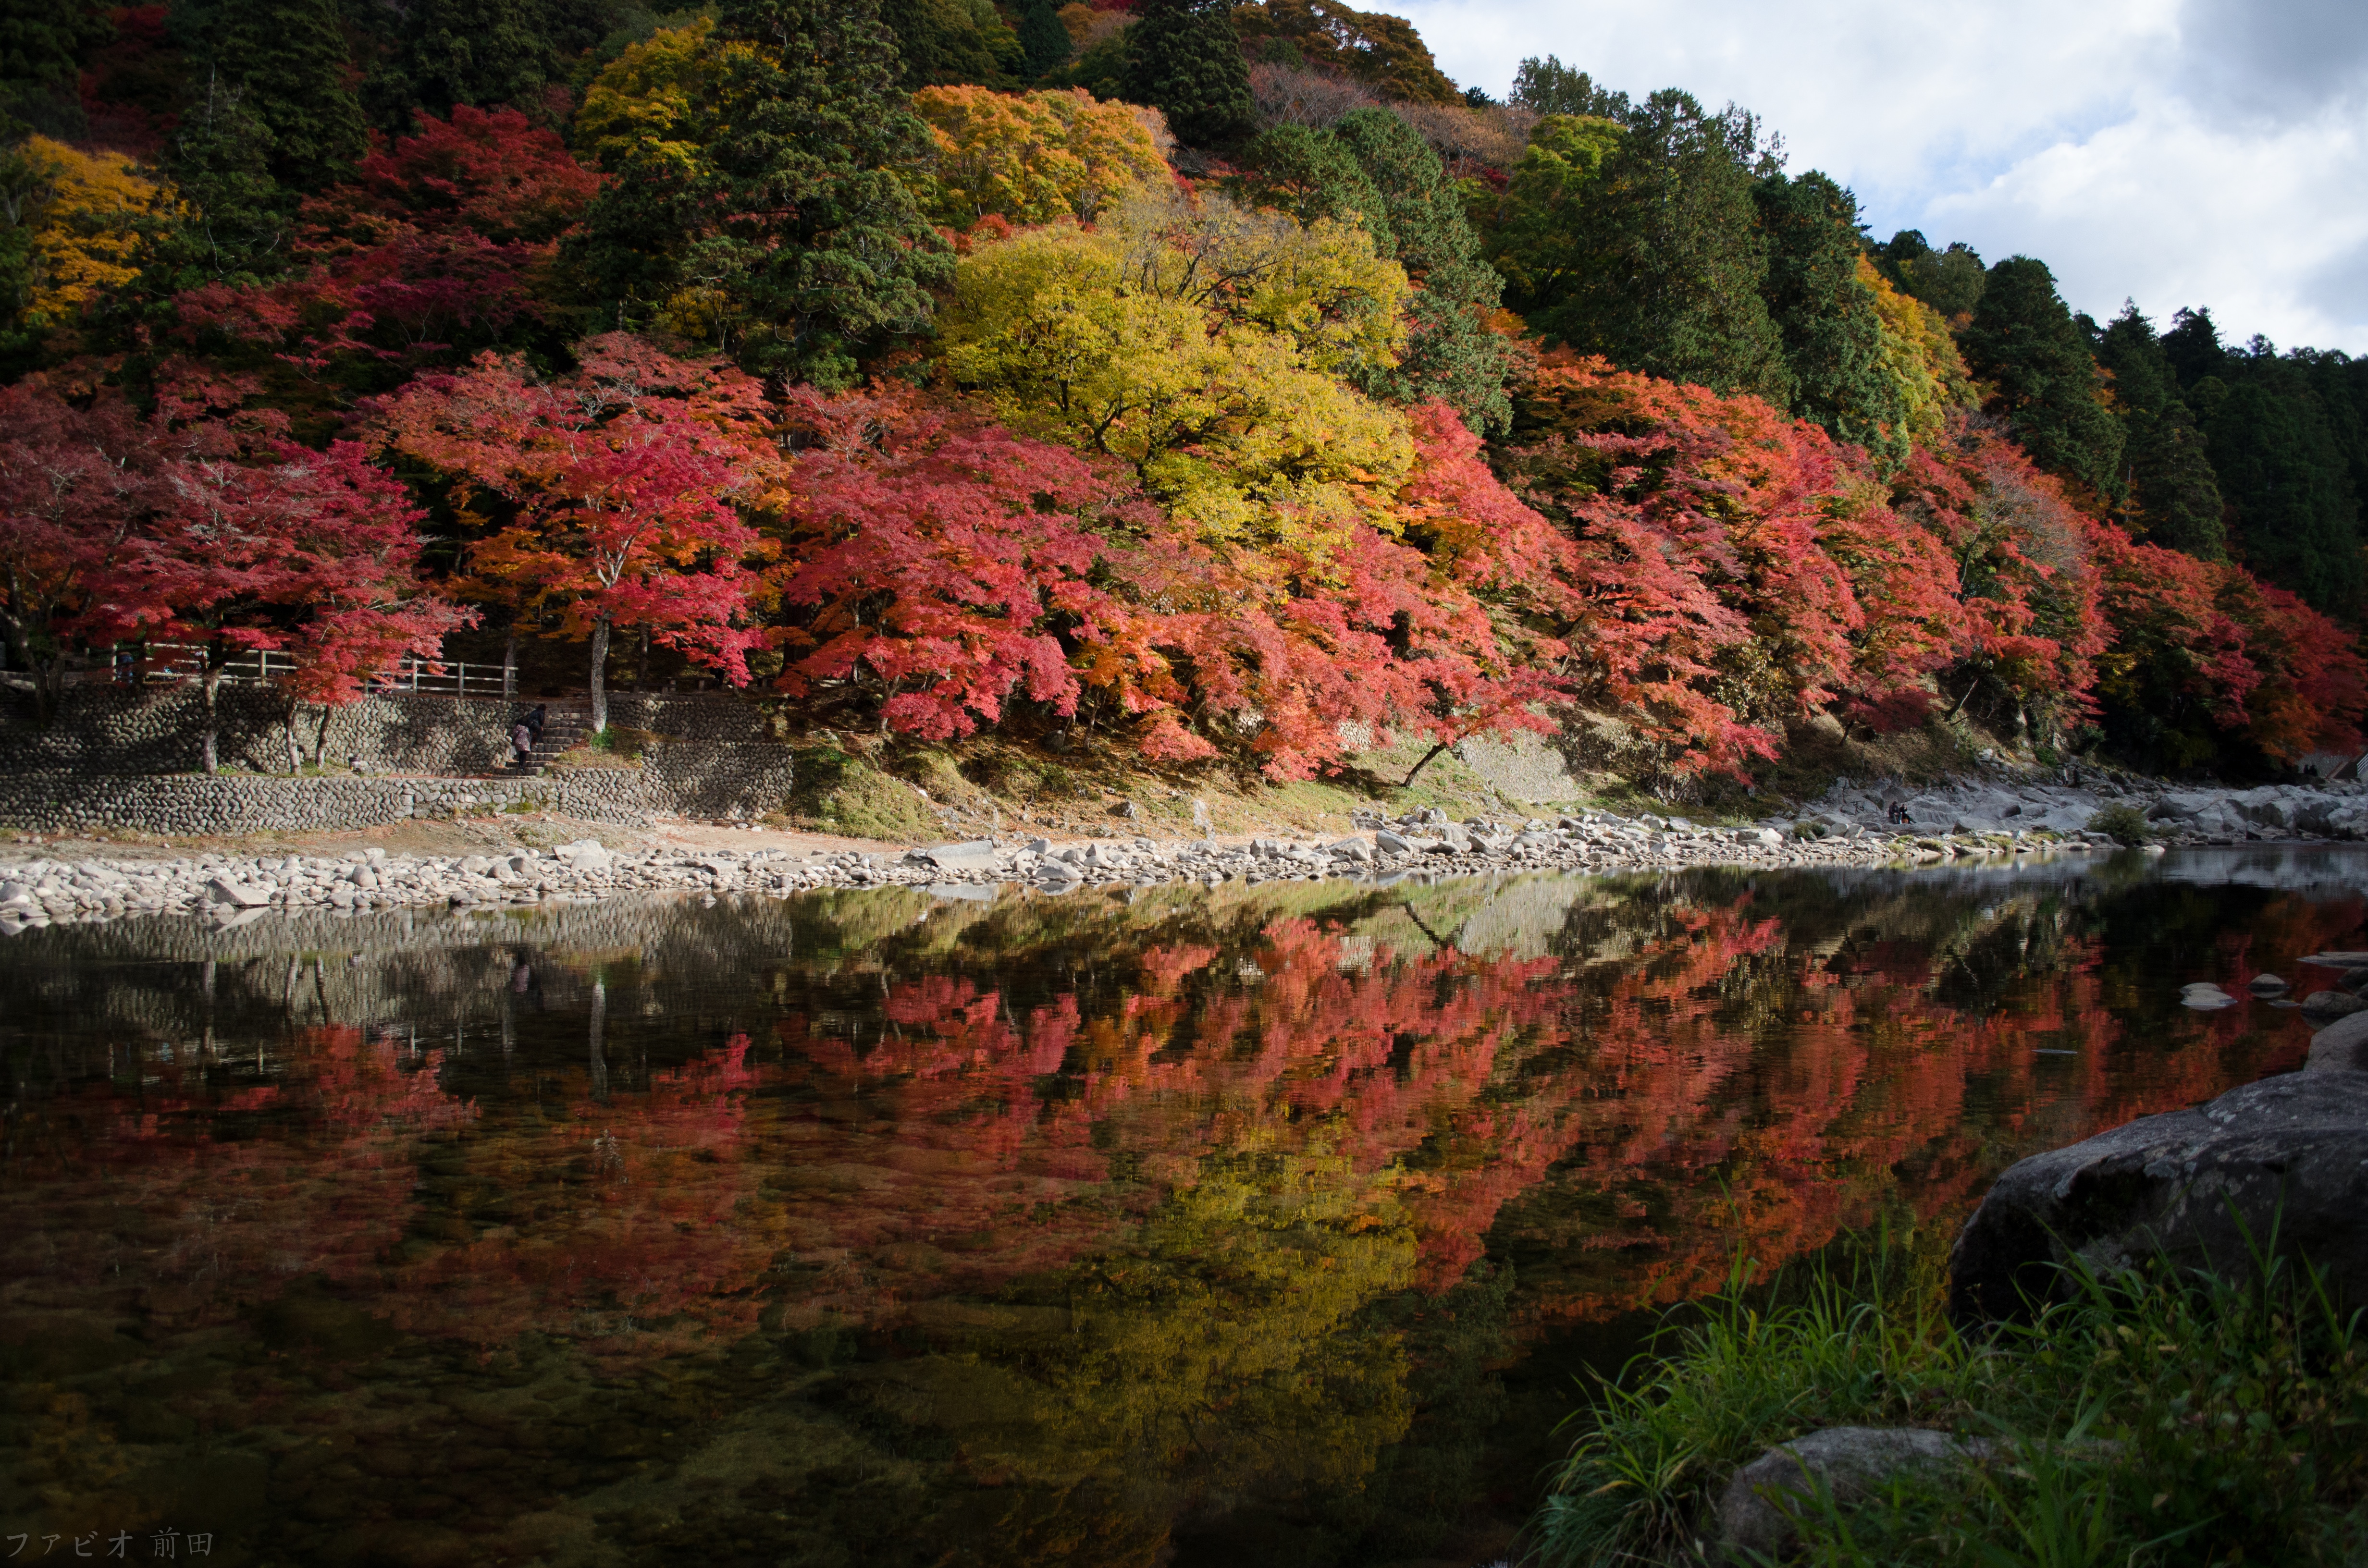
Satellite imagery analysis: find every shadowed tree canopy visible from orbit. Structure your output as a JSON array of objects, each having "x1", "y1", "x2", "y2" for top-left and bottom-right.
[
  {"x1": 879, "y1": 0, "x2": 1023, "y2": 87},
  {"x1": 2182, "y1": 335, "x2": 2365, "y2": 617},
  {"x1": 1959, "y1": 255, "x2": 2123, "y2": 501},
  {"x1": 1014, "y1": 0, "x2": 1071, "y2": 78},
  {"x1": 0, "y1": 0, "x2": 111, "y2": 136},
  {"x1": 1518, "y1": 88, "x2": 1790, "y2": 404},
  {"x1": 176, "y1": 0, "x2": 368, "y2": 192},
  {"x1": 1122, "y1": 0, "x2": 1255, "y2": 149},
  {"x1": 366, "y1": 0, "x2": 572, "y2": 127},
  {"x1": 1754, "y1": 169, "x2": 1911, "y2": 470},
  {"x1": 2095, "y1": 303, "x2": 2225, "y2": 559}
]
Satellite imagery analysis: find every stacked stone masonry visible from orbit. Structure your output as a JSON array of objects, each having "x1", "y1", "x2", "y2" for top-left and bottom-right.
[{"x1": 0, "y1": 686, "x2": 793, "y2": 833}]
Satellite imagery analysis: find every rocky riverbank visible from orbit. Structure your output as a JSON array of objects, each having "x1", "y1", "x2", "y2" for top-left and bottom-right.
[
  {"x1": 1801, "y1": 771, "x2": 2368, "y2": 842},
  {"x1": 0, "y1": 800, "x2": 2138, "y2": 931}
]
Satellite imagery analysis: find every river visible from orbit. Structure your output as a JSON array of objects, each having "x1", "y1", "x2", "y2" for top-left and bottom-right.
[{"x1": 1, "y1": 847, "x2": 2356, "y2": 1568}]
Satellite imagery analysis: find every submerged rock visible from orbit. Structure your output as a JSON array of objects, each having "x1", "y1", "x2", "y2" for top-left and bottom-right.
[
  {"x1": 1717, "y1": 1427, "x2": 1991, "y2": 1563},
  {"x1": 2306, "y1": 1012, "x2": 2368, "y2": 1075},
  {"x1": 2299, "y1": 990, "x2": 2367, "y2": 1020},
  {"x1": 1949, "y1": 1072, "x2": 2368, "y2": 1325}
]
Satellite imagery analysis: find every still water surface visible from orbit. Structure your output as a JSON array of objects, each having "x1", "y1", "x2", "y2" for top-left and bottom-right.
[{"x1": 1, "y1": 849, "x2": 2359, "y2": 1568}]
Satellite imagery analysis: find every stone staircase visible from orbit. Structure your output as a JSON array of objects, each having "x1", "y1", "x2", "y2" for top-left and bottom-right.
[{"x1": 498, "y1": 705, "x2": 593, "y2": 777}]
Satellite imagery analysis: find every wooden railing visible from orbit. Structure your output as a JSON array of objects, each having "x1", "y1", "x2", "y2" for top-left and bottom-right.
[{"x1": 77, "y1": 644, "x2": 516, "y2": 698}]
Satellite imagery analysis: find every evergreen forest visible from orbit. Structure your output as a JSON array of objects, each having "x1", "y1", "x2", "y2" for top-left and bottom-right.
[{"x1": 4, "y1": 0, "x2": 2366, "y2": 785}]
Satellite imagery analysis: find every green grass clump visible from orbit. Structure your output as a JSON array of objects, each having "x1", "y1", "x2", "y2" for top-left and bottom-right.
[
  {"x1": 1532, "y1": 1229, "x2": 2368, "y2": 1568},
  {"x1": 789, "y1": 742, "x2": 937, "y2": 840},
  {"x1": 2086, "y1": 803, "x2": 2155, "y2": 846}
]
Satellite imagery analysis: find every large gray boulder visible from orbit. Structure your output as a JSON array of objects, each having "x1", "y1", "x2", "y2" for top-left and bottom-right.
[
  {"x1": 1949, "y1": 1071, "x2": 2368, "y2": 1324},
  {"x1": 918, "y1": 839, "x2": 999, "y2": 872},
  {"x1": 2306, "y1": 1012, "x2": 2368, "y2": 1075},
  {"x1": 1716, "y1": 1427, "x2": 1988, "y2": 1563}
]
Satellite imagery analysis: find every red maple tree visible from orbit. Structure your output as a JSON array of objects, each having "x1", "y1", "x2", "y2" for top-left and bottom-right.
[
  {"x1": 370, "y1": 334, "x2": 775, "y2": 732},
  {"x1": 79, "y1": 432, "x2": 466, "y2": 772},
  {"x1": 768, "y1": 383, "x2": 1125, "y2": 738}
]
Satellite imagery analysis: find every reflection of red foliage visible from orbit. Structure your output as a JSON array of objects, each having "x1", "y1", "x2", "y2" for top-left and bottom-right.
[
  {"x1": 766, "y1": 888, "x2": 2351, "y2": 1327},
  {"x1": 0, "y1": 1027, "x2": 472, "y2": 1333},
  {"x1": 8, "y1": 883, "x2": 2351, "y2": 1373},
  {"x1": 388, "y1": 1037, "x2": 786, "y2": 1360}
]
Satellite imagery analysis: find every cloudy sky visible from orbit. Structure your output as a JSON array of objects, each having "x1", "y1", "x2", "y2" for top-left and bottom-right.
[{"x1": 1393, "y1": 0, "x2": 2368, "y2": 354}]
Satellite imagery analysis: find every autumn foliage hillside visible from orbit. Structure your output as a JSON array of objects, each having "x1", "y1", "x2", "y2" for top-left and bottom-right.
[{"x1": 0, "y1": 0, "x2": 2361, "y2": 787}]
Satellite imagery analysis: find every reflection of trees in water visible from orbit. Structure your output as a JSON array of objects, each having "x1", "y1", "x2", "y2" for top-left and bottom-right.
[{"x1": 0, "y1": 864, "x2": 2355, "y2": 1566}]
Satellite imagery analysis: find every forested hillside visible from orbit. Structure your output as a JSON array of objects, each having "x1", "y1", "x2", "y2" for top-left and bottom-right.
[{"x1": 2, "y1": 0, "x2": 2364, "y2": 787}]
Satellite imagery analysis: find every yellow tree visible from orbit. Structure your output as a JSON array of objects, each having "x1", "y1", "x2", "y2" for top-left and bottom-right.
[
  {"x1": 1, "y1": 137, "x2": 173, "y2": 334},
  {"x1": 571, "y1": 19, "x2": 742, "y2": 179},
  {"x1": 942, "y1": 190, "x2": 1412, "y2": 562},
  {"x1": 908, "y1": 86, "x2": 1170, "y2": 229},
  {"x1": 1858, "y1": 254, "x2": 1975, "y2": 449}
]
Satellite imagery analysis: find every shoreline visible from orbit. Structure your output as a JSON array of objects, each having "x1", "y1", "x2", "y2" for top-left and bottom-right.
[{"x1": 0, "y1": 809, "x2": 2175, "y2": 932}]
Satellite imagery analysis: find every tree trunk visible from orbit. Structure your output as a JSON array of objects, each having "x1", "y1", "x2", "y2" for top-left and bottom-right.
[
  {"x1": 200, "y1": 665, "x2": 222, "y2": 774},
  {"x1": 312, "y1": 703, "x2": 333, "y2": 769},
  {"x1": 588, "y1": 975, "x2": 609, "y2": 1102},
  {"x1": 283, "y1": 693, "x2": 302, "y2": 774},
  {"x1": 634, "y1": 626, "x2": 649, "y2": 690},
  {"x1": 502, "y1": 625, "x2": 518, "y2": 701},
  {"x1": 588, "y1": 614, "x2": 611, "y2": 735},
  {"x1": 1400, "y1": 739, "x2": 1453, "y2": 788},
  {"x1": 0, "y1": 612, "x2": 49, "y2": 725}
]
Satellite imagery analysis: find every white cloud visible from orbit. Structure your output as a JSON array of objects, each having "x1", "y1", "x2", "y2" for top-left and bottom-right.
[
  {"x1": 1931, "y1": 93, "x2": 2368, "y2": 351},
  {"x1": 1387, "y1": 0, "x2": 2368, "y2": 351}
]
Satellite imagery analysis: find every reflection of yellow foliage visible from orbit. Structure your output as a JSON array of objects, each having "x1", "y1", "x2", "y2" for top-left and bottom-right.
[
  {"x1": 955, "y1": 1140, "x2": 1417, "y2": 1496},
  {"x1": 1859, "y1": 255, "x2": 1974, "y2": 446},
  {"x1": 27, "y1": 1387, "x2": 130, "y2": 1510},
  {"x1": 944, "y1": 192, "x2": 1413, "y2": 561},
  {"x1": 14, "y1": 136, "x2": 170, "y2": 328},
  {"x1": 910, "y1": 86, "x2": 1169, "y2": 228}
]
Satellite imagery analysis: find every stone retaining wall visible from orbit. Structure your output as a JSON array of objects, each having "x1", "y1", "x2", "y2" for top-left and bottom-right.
[
  {"x1": 0, "y1": 687, "x2": 798, "y2": 833},
  {"x1": 0, "y1": 772, "x2": 649, "y2": 834},
  {"x1": 0, "y1": 685, "x2": 778, "y2": 777}
]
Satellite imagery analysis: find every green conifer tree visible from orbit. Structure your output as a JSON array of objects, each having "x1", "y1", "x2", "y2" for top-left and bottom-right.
[
  {"x1": 188, "y1": 0, "x2": 368, "y2": 191},
  {"x1": 0, "y1": 0, "x2": 110, "y2": 137},
  {"x1": 370, "y1": 0, "x2": 565, "y2": 124},
  {"x1": 2095, "y1": 303, "x2": 2225, "y2": 558},
  {"x1": 1876, "y1": 230, "x2": 1985, "y2": 320},
  {"x1": 1238, "y1": 124, "x2": 1390, "y2": 233},
  {"x1": 1122, "y1": 0, "x2": 1254, "y2": 149},
  {"x1": 1754, "y1": 170, "x2": 1911, "y2": 469},
  {"x1": 165, "y1": 70, "x2": 287, "y2": 283},
  {"x1": 1959, "y1": 256, "x2": 2123, "y2": 499},
  {"x1": 702, "y1": 0, "x2": 951, "y2": 383},
  {"x1": 1506, "y1": 54, "x2": 1628, "y2": 118},
  {"x1": 1526, "y1": 89, "x2": 1790, "y2": 404},
  {"x1": 1016, "y1": 0, "x2": 1072, "y2": 78},
  {"x1": 881, "y1": 0, "x2": 1022, "y2": 86},
  {"x1": 2190, "y1": 356, "x2": 2363, "y2": 614},
  {"x1": 1331, "y1": 106, "x2": 1517, "y2": 430}
]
